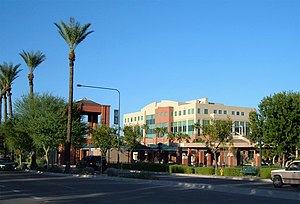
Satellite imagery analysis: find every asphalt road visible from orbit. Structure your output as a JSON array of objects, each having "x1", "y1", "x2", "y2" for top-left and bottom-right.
[{"x1": 0, "y1": 171, "x2": 299, "y2": 204}]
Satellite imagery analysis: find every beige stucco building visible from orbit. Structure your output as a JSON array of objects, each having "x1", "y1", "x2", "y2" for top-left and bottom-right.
[{"x1": 123, "y1": 98, "x2": 261, "y2": 167}]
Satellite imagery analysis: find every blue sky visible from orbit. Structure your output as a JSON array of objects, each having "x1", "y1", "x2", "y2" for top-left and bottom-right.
[{"x1": 0, "y1": 0, "x2": 299, "y2": 125}]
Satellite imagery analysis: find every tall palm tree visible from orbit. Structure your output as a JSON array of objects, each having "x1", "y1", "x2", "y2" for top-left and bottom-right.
[
  {"x1": 19, "y1": 50, "x2": 46, "y2": 97},
  {"x1": 0, "y1": 62, "x2": 22, "y2": 120},
  {"x1": 0, "y1": 76, "x2": 5, "y2": 124},
  {"x1": 55, "y1": 17, "x2": 93, "y2": 172}
]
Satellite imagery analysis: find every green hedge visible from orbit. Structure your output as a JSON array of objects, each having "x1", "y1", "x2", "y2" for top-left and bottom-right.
[
  {"x1": 109, "y1": 162, "x2": 169, "y2": 172},
  {"x1": 223, "y1": 167, "x2": 243, "y2": 176},
  {"x1": 194, "y1": 167, "x2": 215, "y2": 175},
  {"x1": 259, "y1": 167, "x2": 282, "y2": 179}
]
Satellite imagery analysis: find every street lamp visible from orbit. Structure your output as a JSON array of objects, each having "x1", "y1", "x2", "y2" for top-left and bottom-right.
[
  {"x1": 257, "y1": 137, "x2": 263, "y2": 171},
  {"x1": 77, "y1": 84, "x2": 121, "y2": 167}
]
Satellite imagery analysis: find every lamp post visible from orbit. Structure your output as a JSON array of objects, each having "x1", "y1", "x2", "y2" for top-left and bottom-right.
[
  {"x1": 257, "y1": 137, "x2": 263, "y2": 172},
  {"x1": 77, "y1": 84, "x2": 121, "y2": 167}
]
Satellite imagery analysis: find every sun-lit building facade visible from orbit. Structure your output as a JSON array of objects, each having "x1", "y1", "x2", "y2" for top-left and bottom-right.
[
  {"x1": 124, "y1": 98, "x2": 254, "y2": 143},
  {"x1": 123, "y1": 98, "x2": 259, "y2": 167}
]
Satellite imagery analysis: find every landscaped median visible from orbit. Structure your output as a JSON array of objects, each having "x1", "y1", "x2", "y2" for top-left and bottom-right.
[
  {"x1": 27, "y1": 162, "x2": 282, "y2": 180},
  {"x1": 168, "y1": 164, "x2": 282, "y2": 178}
]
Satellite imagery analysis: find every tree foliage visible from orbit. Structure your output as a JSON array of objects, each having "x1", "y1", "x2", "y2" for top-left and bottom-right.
[
  {"x1": 250, "y1": 91, "x2": 300, "y2": 164},
  {"x1": 91, "y1": 124, "x2": 117, "y2": 157},
  {"x1": 196, "y1": 119, "x2": 233, "y2": 171},
  {"x1": 13, "y1": 93, "x2": 86, "y2": 166},
  {"x1": 122, "y1": 125, "x2": 142, "y2": 162}
]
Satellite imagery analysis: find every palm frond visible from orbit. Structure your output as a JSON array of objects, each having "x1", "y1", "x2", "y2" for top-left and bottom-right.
[
  {"x1": 55, "y1": 17, "x2": 94, "y2": 50},
  {"x1": 20, "y1": 50, "x2": 46, "y2": 72}
]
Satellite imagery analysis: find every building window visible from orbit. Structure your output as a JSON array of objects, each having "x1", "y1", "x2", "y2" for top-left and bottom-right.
[
  {"x1": 191, "y1": 108, "x2": 194, "y2": 114},
  {"x1": 224, "y1": 110, "x2": 227, "y2": 115},
  {"x1": 188, "y1": 109, "x2": 190, "y2": 115},
  {"x1": 131, "y1": 118, "x2": 133, "y2": 122},
  {"x1": 138, "y1": 116, "x2": 140, "y2": 121},
  {"x1": 241, "y1": 112, "x2": 245, "y2": 116},
  {"x1": 218, "y1": 110, "x2": 222, "y2": 114},
  {"x1": 134, "y1": 117, "x2": 136, "y2": 121},
  {"x1": 179, "y1": 111, "x2": 182, "y2": 116},
  {"x1": 124, "y1": 118, "x2": 127, "y2": 123},
  {"x1": 141, "y1": 116, "x2": 143, "y2": 120},
  {"x1": 204, "y1": 109, "x2": 209, "y2": 114},
  {"x1": 175, "y1": 111, "x2": 177, "y2": 116},
  {"x1": 183, "y1": 110, "x2": 186, "y2": 115},
  {"x1": 214, "y1": 110, "x2": 217, "y2": 114},
  {"x1": 198, "y1": 108, "x2": 201, "y2": 114},
  {"x1": 183, "y1": 121, "x2": 187, "y2": 132},
  {"x1": 203, "y1": 120, "x2": 210, "y2": 126},
  {"x1": 237, "y1": 111, "x2": 240, "y2": 116},
  {"x1": 178, "y1": 121, "x2": 182, "y2": 132},
  {"x1": 232, "y1": 111, "x2": 235, "y2": 115}
]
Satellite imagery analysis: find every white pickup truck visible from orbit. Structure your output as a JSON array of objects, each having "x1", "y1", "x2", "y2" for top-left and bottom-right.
[{"x1": 271, "y1": 160, "x2": 300, "y2": 188}]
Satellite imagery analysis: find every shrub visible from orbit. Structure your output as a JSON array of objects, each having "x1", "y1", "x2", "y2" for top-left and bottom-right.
[
  {"x1": 169, "y1": 165, "x2": 185, "y2": 173},
  {"x1": 194, "y1": 167, "x2": 214, "y2": 175},
  {"x1": 110, "y1": 162, "x2": 169, "y2": 172},
  {"x1": 224, "y1": 167, "x2": 243, "y2": 176},
  {"x1": 184, "y1": 166, "x2": 194, "y2": 174},
  {"x1": 259, "y1": 167, "x2": 282, "y2": 179}
]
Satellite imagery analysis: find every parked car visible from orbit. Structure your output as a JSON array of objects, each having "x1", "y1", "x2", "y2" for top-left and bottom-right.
[
  {"x1": 271, "y1": 160, "x2": 300, "y2": 188},
  {"x1": 76, "y1": 156, "x2": 108, "y2": 173},
  {"x1": 0, "y1": 157, "x2": 18, "y2": 171}
]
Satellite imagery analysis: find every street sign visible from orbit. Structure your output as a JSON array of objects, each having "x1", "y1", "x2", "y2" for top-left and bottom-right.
[{"x1": 114, "y1": 109, "x2": 119, "y2": 125}]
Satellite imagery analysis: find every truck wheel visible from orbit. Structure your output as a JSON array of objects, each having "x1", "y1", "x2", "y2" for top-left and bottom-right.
[{"x1": 273, "y1": 175, "x2": 283, "y2": 188}]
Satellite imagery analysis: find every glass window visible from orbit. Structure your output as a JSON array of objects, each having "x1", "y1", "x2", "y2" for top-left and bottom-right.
[
  {"x1": 175, "y1": 111, "x2": 177, "y2": 116},
  {"x1": 232, "y1": 111, "x2": 235, "y2": 115},
  {"x1": 198, "y1": 108, "x2": 201, "y2": 114},
  {"x1": 218, "y1": 110, "x2": 222, "y2": 114},
  {"x1": 141, "y1": 116, "x2": 143, "y2": 120},
  {"x1": 134, "y1": 117, "x2": 136, "y2": 121},
  {"x1": 203, "y1": 120, "x2": 210, "y2": 126},
  {"x1": 138, "y1": 116, "x2": 140, "y2": 121},
  {"x1": 125, "y1": 118, "x2": 126, "y2": 123},
  {"x1": 179, "y1": 111, "x2": 182, "y2": 116},
  {"x1": 214, "y1": 110, "x2": 217, "y2": 114},
  {"x1": 237, "y1": 111, "x2": 240, "y2": 116},
  {"x1": 224, "y1": 110, "x2": 227, "y2": 115},
  {"x1": 191, "y1": 109, "x2": 194, "y2": 114},
  {"x1": 241, "y1": 112, "x2": 245, "y2": 116},
  {"x1": 188, "y1": 109, "x2": 190, "y2": 115},
  {"x1": 183, "y1": 110, "x2": 186, "y2": 115},
  {"x1": 204, "y1": 109, "x2": 209, "y2": 114}
]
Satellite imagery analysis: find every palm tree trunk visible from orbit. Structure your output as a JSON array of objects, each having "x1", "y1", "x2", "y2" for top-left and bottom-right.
[
  {"x1": 7, "y1": 88, "x2": 13, "y2": 119},
  {"x1": 0, "y1": 95, "x2": 2, "y2": 124},
  {"x1": 28, "y1": 72, "x2": 34, "y2": 98},
  {"x1": 3, "y1": 93, "x2": 7, "y2": 123},
  {"x1": 65, "y1": 50, "x2": 75, "y2": 173}
]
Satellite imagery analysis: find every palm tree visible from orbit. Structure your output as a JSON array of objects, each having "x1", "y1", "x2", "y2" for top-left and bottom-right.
[
  {"x1": 0, "y1": 62, "x2": 22, "y2": 120},
  {"x1": 159, "y1": 127, "x2": 168, "y2": 139},
  {"x1": 19, "y1": 50, "x2": 46, "y2": 97},
  {"x1": 167, "y1": 131, "x2": 176, "y2": 145},
  {"x1": 142, "y1": 124, "x2": 148, "y2": 145},
  {"x1": 55, "y1": 17, "x2": 93, "y2": 172},
  {"x1": 0, "y1": 76, "x2": 5, "y2": 124},
  {"x1": 154, "y1": 127, "x2": 161, "y2": 144},
  {"x1": 176, "y1": 132, "x2": 189, "y2": 143}
]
